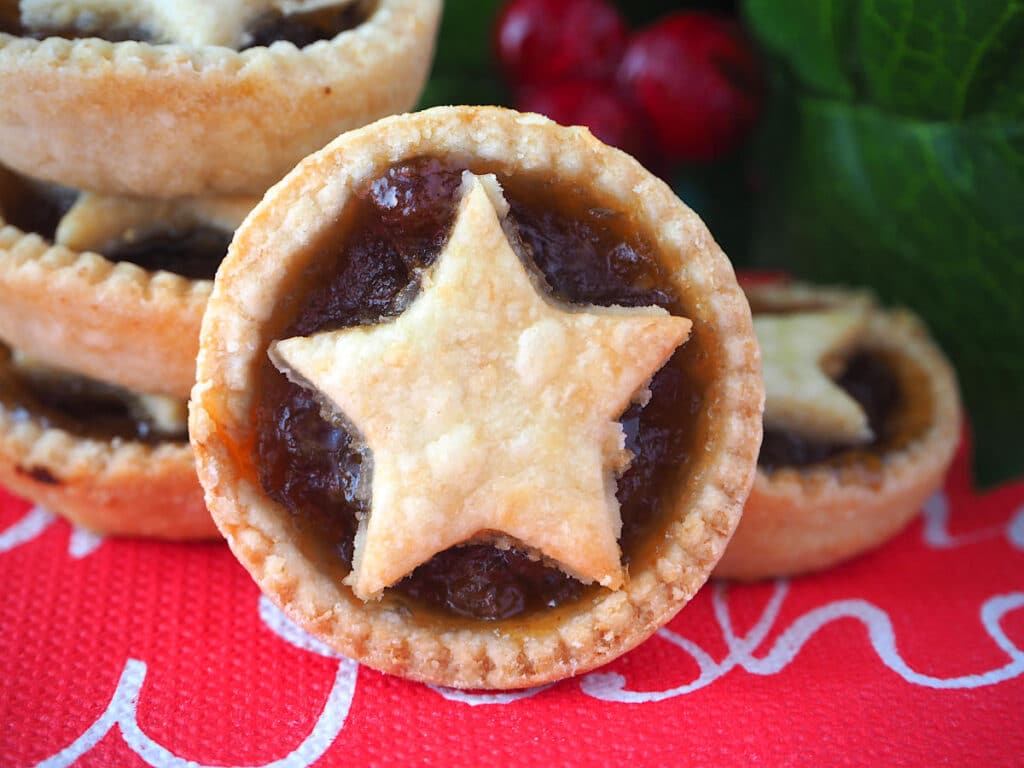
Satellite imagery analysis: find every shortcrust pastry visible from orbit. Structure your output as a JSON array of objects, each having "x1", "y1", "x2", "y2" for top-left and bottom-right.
[
  {"x1": 0, "y1": 345, "x2": 215, "y2": 539},
  {"x1": 0, "y1": 0, "x2": 443, "y2": 197},
  {"x1": 0, "y1": 165, "x2": 255, "y2": 398},
  {"x1": 715, "y1": 282, "x2": 961, "y2": 581},
  {"x1": 190, "y1": 106, "x2": 763, "y2": 688}
]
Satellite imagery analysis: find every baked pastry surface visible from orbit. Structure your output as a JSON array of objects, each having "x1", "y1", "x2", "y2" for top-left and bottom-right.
[
  {"x1": 190, "y1": 106, "x2": 764, "y2": 688},
  {"x1": 715, "y1": 282, "x2": 961, "y2": 581},
  {"x1": 0, "y1": 346, "x2": 215, "y2": 539},
  {"x1": 0, "y1": 0, "x2": 443, "y2": 197},
  {"x1": 0, "y1": 167, "x2": 254, "y2": 398}
]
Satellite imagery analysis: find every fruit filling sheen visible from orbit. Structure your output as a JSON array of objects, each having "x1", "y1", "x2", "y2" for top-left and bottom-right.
[
  {"x1": 256, "y1": 157, "x2": 706, "y2": 622},
  {"x1": 0, "y1": 0, "x2": 374, "y2": 48}
]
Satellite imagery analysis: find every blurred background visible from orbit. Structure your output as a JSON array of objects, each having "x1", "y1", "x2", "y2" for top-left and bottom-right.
[{"x1": 420, "y1": 0, "x2": 1024, "y2": 487}]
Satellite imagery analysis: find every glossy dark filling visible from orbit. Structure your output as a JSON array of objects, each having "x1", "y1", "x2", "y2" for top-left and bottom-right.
[
  {"x1": 0, "y1": 172, "x2": 228, "y2": 279},
  {"x1": 0, "y1": 8, "x2": 150, "y2": 41},
  {"x1": 0, "y1": 354, "x2": 186, "y2": 444},
  {"x1": 256, "y1": 158, "x2": 700, "y2": 621},
  {"x1": 0, "y1": 177, "x2": 77, "y2": 242},
  {"x1": 0, "y1": 5, "x2": 20, "y2": 35},
  {"x1": 100, "y1": 226, "x2": 230, "y2": 281},
  {"x1": 243, "y1": 1, "x2": 373, "y2": 50},
  {"x1": 758, "y1": 351, "x2": 903, "y2": 472},
  {"x1": 22, "y1": 25, "x2": 151, "y2": 42},
  {"x1": 1, "y1": 2, "x2": 371, "y2": 47}
]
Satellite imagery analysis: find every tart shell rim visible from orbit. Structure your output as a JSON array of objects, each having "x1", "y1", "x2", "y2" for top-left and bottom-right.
[{"x1": 190, "y1": 105, "x2": 765, "y2": 689}]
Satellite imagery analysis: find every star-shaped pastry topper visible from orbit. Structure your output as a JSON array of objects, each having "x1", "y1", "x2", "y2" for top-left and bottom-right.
[
  {"x1": 55, "y1": 192, "x2": 252, "y2": 255},
  {"x1": 755, "y1": 309, "x2": 873, "y2": 445},
  {"x1": 22, "y1": 0, "x2": 355, "y2": 48},
  {"x1": 271, "y1": 172, "x2": 692, "y2": 601}
]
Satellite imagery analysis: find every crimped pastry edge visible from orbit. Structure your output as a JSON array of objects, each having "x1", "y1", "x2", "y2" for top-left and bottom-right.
[
  {"x1": 0, "y1": 212, "x2": 212, "y2": 398},
  {"x1": 0, "y1": 0, "x2": 443, "y2": 197},
  {"x1": 0, "y1": 348, "x2": 215, "y2": 539},
  {"x1": 190, "y1": 106, "x2": 764, "y2": 689},
  {"x1": 715, "y1": 283, "x2": 962, "y2": 581}
]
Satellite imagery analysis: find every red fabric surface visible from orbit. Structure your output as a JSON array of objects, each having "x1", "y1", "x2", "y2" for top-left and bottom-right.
[{"x1": 1, "y1": 433, "x2": 1022, "y2": 767}]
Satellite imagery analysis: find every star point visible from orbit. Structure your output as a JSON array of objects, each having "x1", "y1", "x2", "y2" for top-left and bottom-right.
[
  {"x1": 56, "y1": 192, "x2": 251, "y2": 253},
  {"x1": 755, "y1": 309, "x2": 872, "y2": 445},
  {"x1": 272, "y1": 172, "x2": 691, "y2": 601}
]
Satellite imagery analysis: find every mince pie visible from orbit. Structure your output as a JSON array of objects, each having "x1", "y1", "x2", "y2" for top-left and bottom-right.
[
  {"x1": 0, "y1": 0, "x2": 442, "y2": 197},
  {"x1": 715, "y1": 282, "x2": 961, "y2": 581},
  {"x1": 190, "y1": 107, "x2": 764, "y2": 688},
  {"x1": 0, "y1": 165, "x2": 256, "y2": 398},
  {"x1": 0, "y1": 344, "x2": 215, "y2": 539}
]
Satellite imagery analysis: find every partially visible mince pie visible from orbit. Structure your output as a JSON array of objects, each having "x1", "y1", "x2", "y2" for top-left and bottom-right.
[
  {"x1": 715, "y1": 282, "x2": 961, "y2": 581},
  {"x1": 190, "y1": 107, "x2": 763, "y2": 688},
  {"x1": 0, "y1": 0, "x2": 442, "y2": 197},
  {"x1": 0, "y1": 345, "x2": 215, "y2": 539},
  {"x1": 0, "y1": 164, "x2": 256, "y2": 398}
]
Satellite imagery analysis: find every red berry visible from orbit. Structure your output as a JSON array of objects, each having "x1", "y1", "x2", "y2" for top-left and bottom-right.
[
  {"x1": 495, "y1": 0, "x2": 628, "y2": 88},
  {"x1": 517, "y1": 80, "x2": 648, "y2": 161},
  {"x1": 617, "y1": 13, "x2": 763, "y2": 163}
]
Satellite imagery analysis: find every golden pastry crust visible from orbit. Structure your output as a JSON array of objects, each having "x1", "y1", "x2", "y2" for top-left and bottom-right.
[
  {"x1": 0, "y1": 0, "x2": 442, "y2": 197},
  {"x1": 715, "y1": 283, "x2": 962, "y2": 581},
  {"x1": 0, "y1": 170, "x2": 253, "y2": 398},
  {"x1": 0, "y1": 348, "x2": 215, "y2": 540},
  {"x1": 190, "y1": 106, "x2": 764, "y2": 689}
]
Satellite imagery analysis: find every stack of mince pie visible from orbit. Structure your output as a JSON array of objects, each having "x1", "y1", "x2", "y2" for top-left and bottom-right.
[{"x1": 0, "y1": 0, "x2": 442, "y2": 539}]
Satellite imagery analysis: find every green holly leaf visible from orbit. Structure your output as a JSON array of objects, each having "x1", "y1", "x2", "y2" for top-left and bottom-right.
[
  {"x1": 743, "y1": 0, "x2": 859, "y2": 98},
  {"x1": 745, "y1": 0, "x2": 1024, "y2": 118},
  {"x1": 855, "y1": 0, "x2": 1024, "y2": 119},
  {"x1": 753, "y1": 98, "x2": 1024, "y2": 486},
  {"x1": 745, "y1": 0, "x2": 1024, "y2": 485}
]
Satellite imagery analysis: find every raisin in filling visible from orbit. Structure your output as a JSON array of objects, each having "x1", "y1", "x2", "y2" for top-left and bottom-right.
[
  {"x1": 100, "y1": 227, "x2": 230, "y2": 281},
  {"x1": 243, "y1": 1, "x2": 374, "y2": 50},
  {"x1": 256, "y1": 158, "x2": 700, "y2": 621},
  {"x1": 0, "y1": 352, "x2": 185, "y2": 444},
  {"x1": 758, "y1": 351, "x2": 903, "y2": 472}
]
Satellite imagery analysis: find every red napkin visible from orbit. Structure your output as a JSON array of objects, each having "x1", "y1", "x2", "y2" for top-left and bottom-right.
[{"x1": 2, "y1": 431, "x2": 1021, "y2": 767}]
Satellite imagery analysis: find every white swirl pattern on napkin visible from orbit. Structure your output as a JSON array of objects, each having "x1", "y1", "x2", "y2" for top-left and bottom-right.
[{"x1": 0, "y1": 491, "x2": 1019, "y2": 766}]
